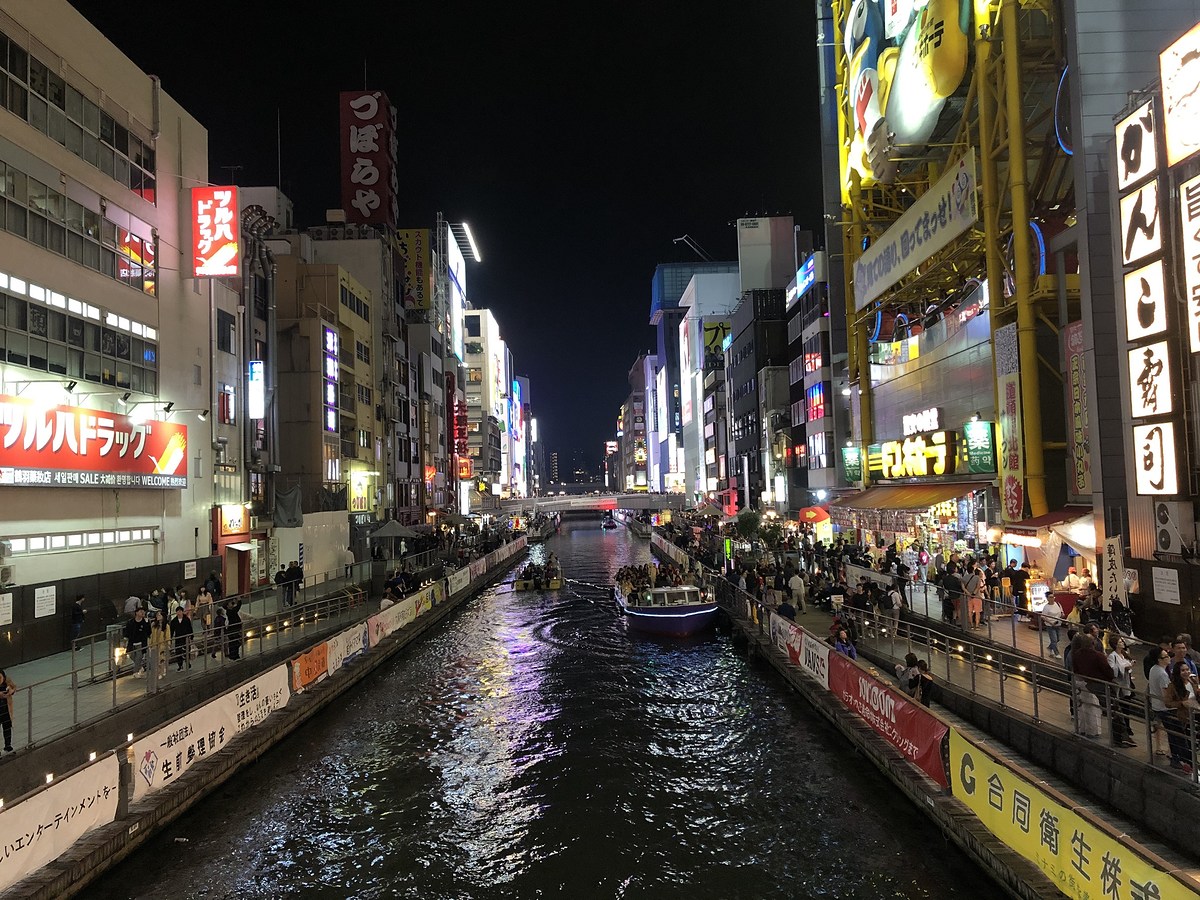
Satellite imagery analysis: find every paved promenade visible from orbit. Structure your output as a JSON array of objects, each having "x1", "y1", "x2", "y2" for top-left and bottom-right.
[{"x1": 1, "y1": 573, "x2": 369, "y2": 753}]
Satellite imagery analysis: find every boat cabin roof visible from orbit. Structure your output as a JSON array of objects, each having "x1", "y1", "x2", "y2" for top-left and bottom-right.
[{"x1": 640, "y1": 585, "x2": 704, "y2": 606}]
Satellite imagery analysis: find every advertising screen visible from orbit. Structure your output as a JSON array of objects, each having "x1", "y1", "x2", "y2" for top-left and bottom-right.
[
  {"x1": 446, "y1": 229, "x2": 467, "y2": 364},
  {"x1": 0, "y1": 395, "x2": 188, "y2": 488},
  {"x1": 190, "y1": 186, "x2": 239, "y2": 278},
  {"x1": 679, "y1": 316, "x2": 693, "y2": 427}
]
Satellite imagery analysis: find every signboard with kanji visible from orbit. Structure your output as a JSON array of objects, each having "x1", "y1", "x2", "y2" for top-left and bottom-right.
[
  {"x1": 190, "y1": 186, "x2": 239, "y2": 278},
  {"x1": 339, "y1": 90, "x2": 397, "y2": 227},
  {"x1": 0, "y1": 395, "x2": 188, "y2": 488}
]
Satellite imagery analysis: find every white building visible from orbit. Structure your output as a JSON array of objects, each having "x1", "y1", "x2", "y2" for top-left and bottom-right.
[{"x1": 0, "y1": 0, "x2": 219, "y2": 650}]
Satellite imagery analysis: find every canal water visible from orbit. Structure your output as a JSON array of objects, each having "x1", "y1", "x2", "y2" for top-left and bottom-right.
[{"x1": 89, "y1": 521, "x2": 1001, "y2": 900}]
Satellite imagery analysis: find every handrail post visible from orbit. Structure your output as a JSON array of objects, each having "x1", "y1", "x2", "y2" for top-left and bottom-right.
[
  {"x1": 998, "y1": 656, "x2": 1006, "y2": 707},
  {"x1": 1031, "y1": 663, "x2": 1040, "y2": 722},
  {"x1": 968, "y1": 644, "x2": 977, "y2": 694}
]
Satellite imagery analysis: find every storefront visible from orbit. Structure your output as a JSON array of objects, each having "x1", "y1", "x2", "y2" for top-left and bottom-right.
[
  {"x1": 994, "y1": 506, "x2": 1096, "y2": 613},
  {"x1": 830, "y1": 481, "x2": 996, "y2": 553},
  {"x1": 211, "y1": 505, "x2": 271, "y2": 595}
]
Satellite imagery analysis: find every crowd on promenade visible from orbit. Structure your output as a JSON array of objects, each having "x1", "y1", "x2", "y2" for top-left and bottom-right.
[
  {"x1": 119, "y1": 570, "x2": 247, "y2": 679},
  {"x1": 657, "y1": 514, "x2": 1200, "y2": 771}
]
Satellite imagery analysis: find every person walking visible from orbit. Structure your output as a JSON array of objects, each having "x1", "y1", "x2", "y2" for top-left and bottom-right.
[
  {"x1": 123, "y1": 607, "x2": 151, "y2": 677},
  {"x1": 0, "y1": 668, "x2": 14, "y2": 752},
  {"x1": 69, "y1": 594, "x2": 86, "y2": 644},
  {"x1": 788, "y1": 570, "x2": 807, "y2": 615},
  {"x1": 343, "y1": 545, "x2": 356, "y2": 579},
  {"x1": 224, "y1": 598, "x2": 243, "y2": 660},
  {"x1": 169, "y1": 606, "x2": 194, "y2": 671},
  {"x1": 148, "y1": 609, "x2": 170, "y2": 680},
  {"x1": 1041, "y1": 594, "x2": 1065, "y2": 658}
]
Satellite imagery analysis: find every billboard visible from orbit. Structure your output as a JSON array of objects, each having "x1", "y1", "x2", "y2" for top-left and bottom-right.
[
  {"x1": 679, "y1": 316, "x2": 693, "y2": 427},
  {"x1": 446, "y1": 229, "x2": 467, "y2": 364},
  {"x1": 398, "y1": 229, "x2": 431, "y2": 310},
  {"x1": 1161, "y1": 21, "x2": 1200, "y2": 168},
  {"x1": 510, "y1": 379, "x2": 527, "y2": 497},
  {"x1": 339, "y1": 90, "x2": 397, "y2": 227},
  {"x1": 190, "y1": 186, "x2": 239, "y2": 278},
  {"x1": 0, "y1": 395, "x2": 188, "y2": 488}
]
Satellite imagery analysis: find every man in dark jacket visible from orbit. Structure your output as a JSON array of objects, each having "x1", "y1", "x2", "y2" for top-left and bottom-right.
[
  {"x1": 123, "y1": 608, "x2": 151, "y2": 677},
  {"x1": 168, "y1": 606, "x2": 194, "y2": 671}
]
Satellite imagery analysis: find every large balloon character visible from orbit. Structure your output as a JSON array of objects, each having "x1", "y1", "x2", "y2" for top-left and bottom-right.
[{"x1": 843, "y1": 0, "x2": 972, "y2": 188}]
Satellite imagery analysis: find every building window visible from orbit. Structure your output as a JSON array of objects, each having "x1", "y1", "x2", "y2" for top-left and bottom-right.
[
  {"x1": 0, "y1": 279, "x2": 157, "y2": 389},
  {"x1": 218, "y1": 383, "x2": 236, "y2": 424},
  {"x1": 465, "y1": 314, "x2": 481, "y2": 337},
  {"x1": 806, "y1": 383, "x2": 826, "y2": 421},
  {"x1": 0, "y1": 160, "x2": 155, "y2": 295},
  {"x1": 217, "y1": 310, "x2": 235, "y2": 354},
  {"x1": 339, "y1": 285, "x2": 370, "y2": 322},
  {"x1": 0, "y1": 35, "x2": 156, "y2": 204},
  {"x1": 356, "y1": 383, "x2": 372, "y2": 405},
  {"x1": 355, "y1": 340, "x2": 370, "y2": 364}
]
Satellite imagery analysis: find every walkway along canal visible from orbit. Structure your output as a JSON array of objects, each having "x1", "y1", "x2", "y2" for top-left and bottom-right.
[
  {"x1": 80, "y1": 522, "x2": 1001, "y2": 900},
  {"x1": 0, "y1": 538, "x2": 528, "y2": 898}
]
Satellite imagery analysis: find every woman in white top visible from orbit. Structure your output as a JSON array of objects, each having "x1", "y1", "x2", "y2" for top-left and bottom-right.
[{"x1": 1106, "y1": 633, "x2": 1137, "y2": 747}]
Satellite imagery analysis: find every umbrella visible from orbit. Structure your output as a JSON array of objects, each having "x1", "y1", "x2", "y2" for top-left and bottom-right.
[
  {"x1": 796, "y1": 506, "x2": 831, "y2": 524},
  {"x1": 442, "y1": 512, "x2": 471, "y2": 526},
  {"x1": 690, "y1": 502, "x2": 726, "y2": 518},
  {"x1": 370, "y1": 520, "x2": 419, "y2": 540}
]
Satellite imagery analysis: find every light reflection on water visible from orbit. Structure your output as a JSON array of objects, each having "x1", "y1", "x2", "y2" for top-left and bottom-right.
[{"x1": 88, "y1": 521, "x2": 1002, "y2": 900}]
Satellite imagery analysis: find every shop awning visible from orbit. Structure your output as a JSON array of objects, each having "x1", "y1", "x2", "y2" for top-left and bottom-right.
[
  {"x1": 225, "y1": 542, "x2": 256, "y2": 551},
  {"x1": 830, "y1": 482, "x2": 992, "y2": 511},
  {"x1": 1050, "y1": 512, "x2": 1097, "y2": 558},
  {"x1": 1005, "y1": 506, "x2": 1091, "y2": 531}
]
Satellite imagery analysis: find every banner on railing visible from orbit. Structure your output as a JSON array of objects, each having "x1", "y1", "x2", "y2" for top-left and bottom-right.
[
  {"x1": 828, "y1": 653, "x2": 948, "y2": 787},
  {"x1": 367, "y1": 596, "x2": 417, "y2": 647},
  {"x1": 414, "y1": 585, "x2": 435, "y2": 618},
  {"x1": 448, "y1": 568, "x2": 470, "y2": 595},
  {"x1": 799, "y1": 630, "x2": 831, "y2": 691},
  {"x1": 948, "y1": 729, "x2": 1197, "y2": 899},
  {"x1": 769, "y1": 612, "x2": 804, "y2": 666},
  {"x1": 326, "y1": 623, "x2": 368, "y2": 676},
  {"x1": 469, "y1": 559, "x2": 487, "y2": 580},
  {"x1": 291, "y1": 643, "x2": 329, "y2": 693},
  {"x1": 650, "y1": 533, "x2": 688, "y2": 565},
  {"x1": 131, "y1": 665, "x2": 291, "y2": 800},
  {"x1": 0, "y1": 753, "x2": 120, "y2": 893}
]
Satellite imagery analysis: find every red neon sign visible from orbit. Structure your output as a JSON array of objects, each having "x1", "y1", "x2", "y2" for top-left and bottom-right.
[{"x1": 190, "y1": 186, "x2": 240, "y2": 278}]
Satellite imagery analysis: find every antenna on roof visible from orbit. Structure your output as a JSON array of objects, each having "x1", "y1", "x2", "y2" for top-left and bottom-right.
[{"x1": 672, "y1": 234, "x2": 713, "y2": 262}]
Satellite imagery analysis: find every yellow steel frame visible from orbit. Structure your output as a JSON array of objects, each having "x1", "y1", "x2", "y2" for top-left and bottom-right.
[{"x1": 836, "y1": 0, "x2": 1067, "y2": 517}]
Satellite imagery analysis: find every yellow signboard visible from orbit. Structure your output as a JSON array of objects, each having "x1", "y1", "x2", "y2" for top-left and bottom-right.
[
  {"x1": 877, "y1": 430, "x2": 957, "y2": 478},
  {"x1": 949, "y1": 729, "x2": 1198, "y2": 900}
]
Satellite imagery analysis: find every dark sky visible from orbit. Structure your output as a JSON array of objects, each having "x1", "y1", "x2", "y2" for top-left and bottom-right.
[{"x1": 68, "y1": 2, "x2": 823, "y2": 465}]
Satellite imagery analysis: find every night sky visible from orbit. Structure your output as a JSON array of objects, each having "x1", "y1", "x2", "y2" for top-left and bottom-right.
[{"x1": 67, "y1": 2, "x2": 823, "y2": 467}]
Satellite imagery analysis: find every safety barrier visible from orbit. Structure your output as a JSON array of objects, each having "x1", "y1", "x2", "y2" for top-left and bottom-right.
[{"x1": 0, "y1": 535, "x2": 527, "y2": 894}]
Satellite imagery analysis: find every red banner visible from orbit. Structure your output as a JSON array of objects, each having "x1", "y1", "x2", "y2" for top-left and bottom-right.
[
  {"x1": 339, "y1": 90, "x2": 397, "y2": 227},
  {"x1": 827, "y1": 651, "x2": 948, "y2": 787},
  {"x1": 290, "y1": 643, "x2": 328, "y2": 693},
  {"x1": 0, "y1": 395, "x2": 188, "y2": 488},
  {"x1": 190, "y1": 185, "x2": 239, "y2": 277}
]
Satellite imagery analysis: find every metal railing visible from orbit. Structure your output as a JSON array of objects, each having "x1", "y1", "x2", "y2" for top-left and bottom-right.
[
  {"x1": 658, "y1": 537, "x2": 1200, "y2": 785},
  {"x1": 10, "y1": 551, "x2": 444, "y2": 752}
]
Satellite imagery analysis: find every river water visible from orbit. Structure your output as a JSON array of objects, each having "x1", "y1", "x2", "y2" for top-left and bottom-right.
[{"x1": 88, "y1": 521, "x2": 1000, "y2": 900}]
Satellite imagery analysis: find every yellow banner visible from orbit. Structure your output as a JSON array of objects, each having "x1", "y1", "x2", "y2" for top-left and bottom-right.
[{"x1": 949, "y1": 729, "x2": 1198, "y2": 899}]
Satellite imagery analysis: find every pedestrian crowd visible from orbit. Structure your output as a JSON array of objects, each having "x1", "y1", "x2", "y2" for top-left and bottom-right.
[{"x1": 121, "y1": 571, "x2": 245, "y2": 679}]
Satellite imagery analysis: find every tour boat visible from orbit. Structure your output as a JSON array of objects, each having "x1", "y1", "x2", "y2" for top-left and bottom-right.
[
  {"x1": 601, "y1": 518, "x2": 619, "y2": 530},
  {"x1": 614, "y1": 584, "x2": 718, "y2": 637},
  {"x1": 514, "y1": 575, "x2": 563, "y2": 590}
]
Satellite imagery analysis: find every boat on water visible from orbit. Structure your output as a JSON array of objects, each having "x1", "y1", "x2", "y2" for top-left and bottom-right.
[
  {"x1": 514, "y1": 576, "x2": 563, "y2": 590},
  {"x1": 614, "y1": 584, "x2": 718, "y2": 637},
  {"x1": 601, "y1": 517, "x2": 618, "y2": 530}
]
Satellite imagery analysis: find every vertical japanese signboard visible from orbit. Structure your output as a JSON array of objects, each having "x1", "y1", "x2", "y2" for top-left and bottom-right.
[
  {"x1": 994, "y1": 323, "x2": 1025, "y2": 521},
  {"x1": 190, "y1": 186, "x2": 239, "y2": 278},
  {"x1": 1178, "y1": 172, "x2": 1200, "y2": 353},
  {"x1": 1063, "y1": 322, "x2": 1092, "y2": 496},
  {"x1": 339, "y1": 90, "x2": 397, "y2": 228},
  {"x1": 0, "y1": 395, "x2": 187, "y2": 488},
  {"x1": 1114, "y1": 94, "x2": 1182, "y2": 497},
  {"x1": 398, "y1": 228, "x2": 431, "y2": 310},
  {"x1": 1102, "y1": 534, "x2": 1125, "y2": 609}
]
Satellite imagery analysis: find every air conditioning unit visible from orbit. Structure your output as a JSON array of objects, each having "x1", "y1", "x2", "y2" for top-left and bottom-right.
[
  {"x1": 0, "y1": 540, "x2": 10, "y2": 559},
  {"x1": 1154, "y1": 501, "x2": 1195, "y2": 554},
  {"x1": 0, "y1": 564, "x2": 15, "y2": 586}
]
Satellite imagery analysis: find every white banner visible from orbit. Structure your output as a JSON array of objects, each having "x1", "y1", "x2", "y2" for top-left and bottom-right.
[
  {"x1": 326, "y1": 623, "x2": 368, "y2": 676},
  {"x1": 448, "y1": 567, "x2": 470, "y2": 595},
  {"x1": 131, "y1": 665, "x2": 291, "y2": 800},
  {"x1": 367, "y1": 596, "x2": 416, "y2": 647},
  {"x1": 853, "y1": 150, "x2": 979, "y2": 311},
  {"x1": 1102, "y1": 535, "x2": 1125, "y2": 610},
  {"x1": 799, "y1": 631, "x2": 831, "y2": 691},
  {"x1": 0, "y1": 754, "x2": 120, "y2": 893}
]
